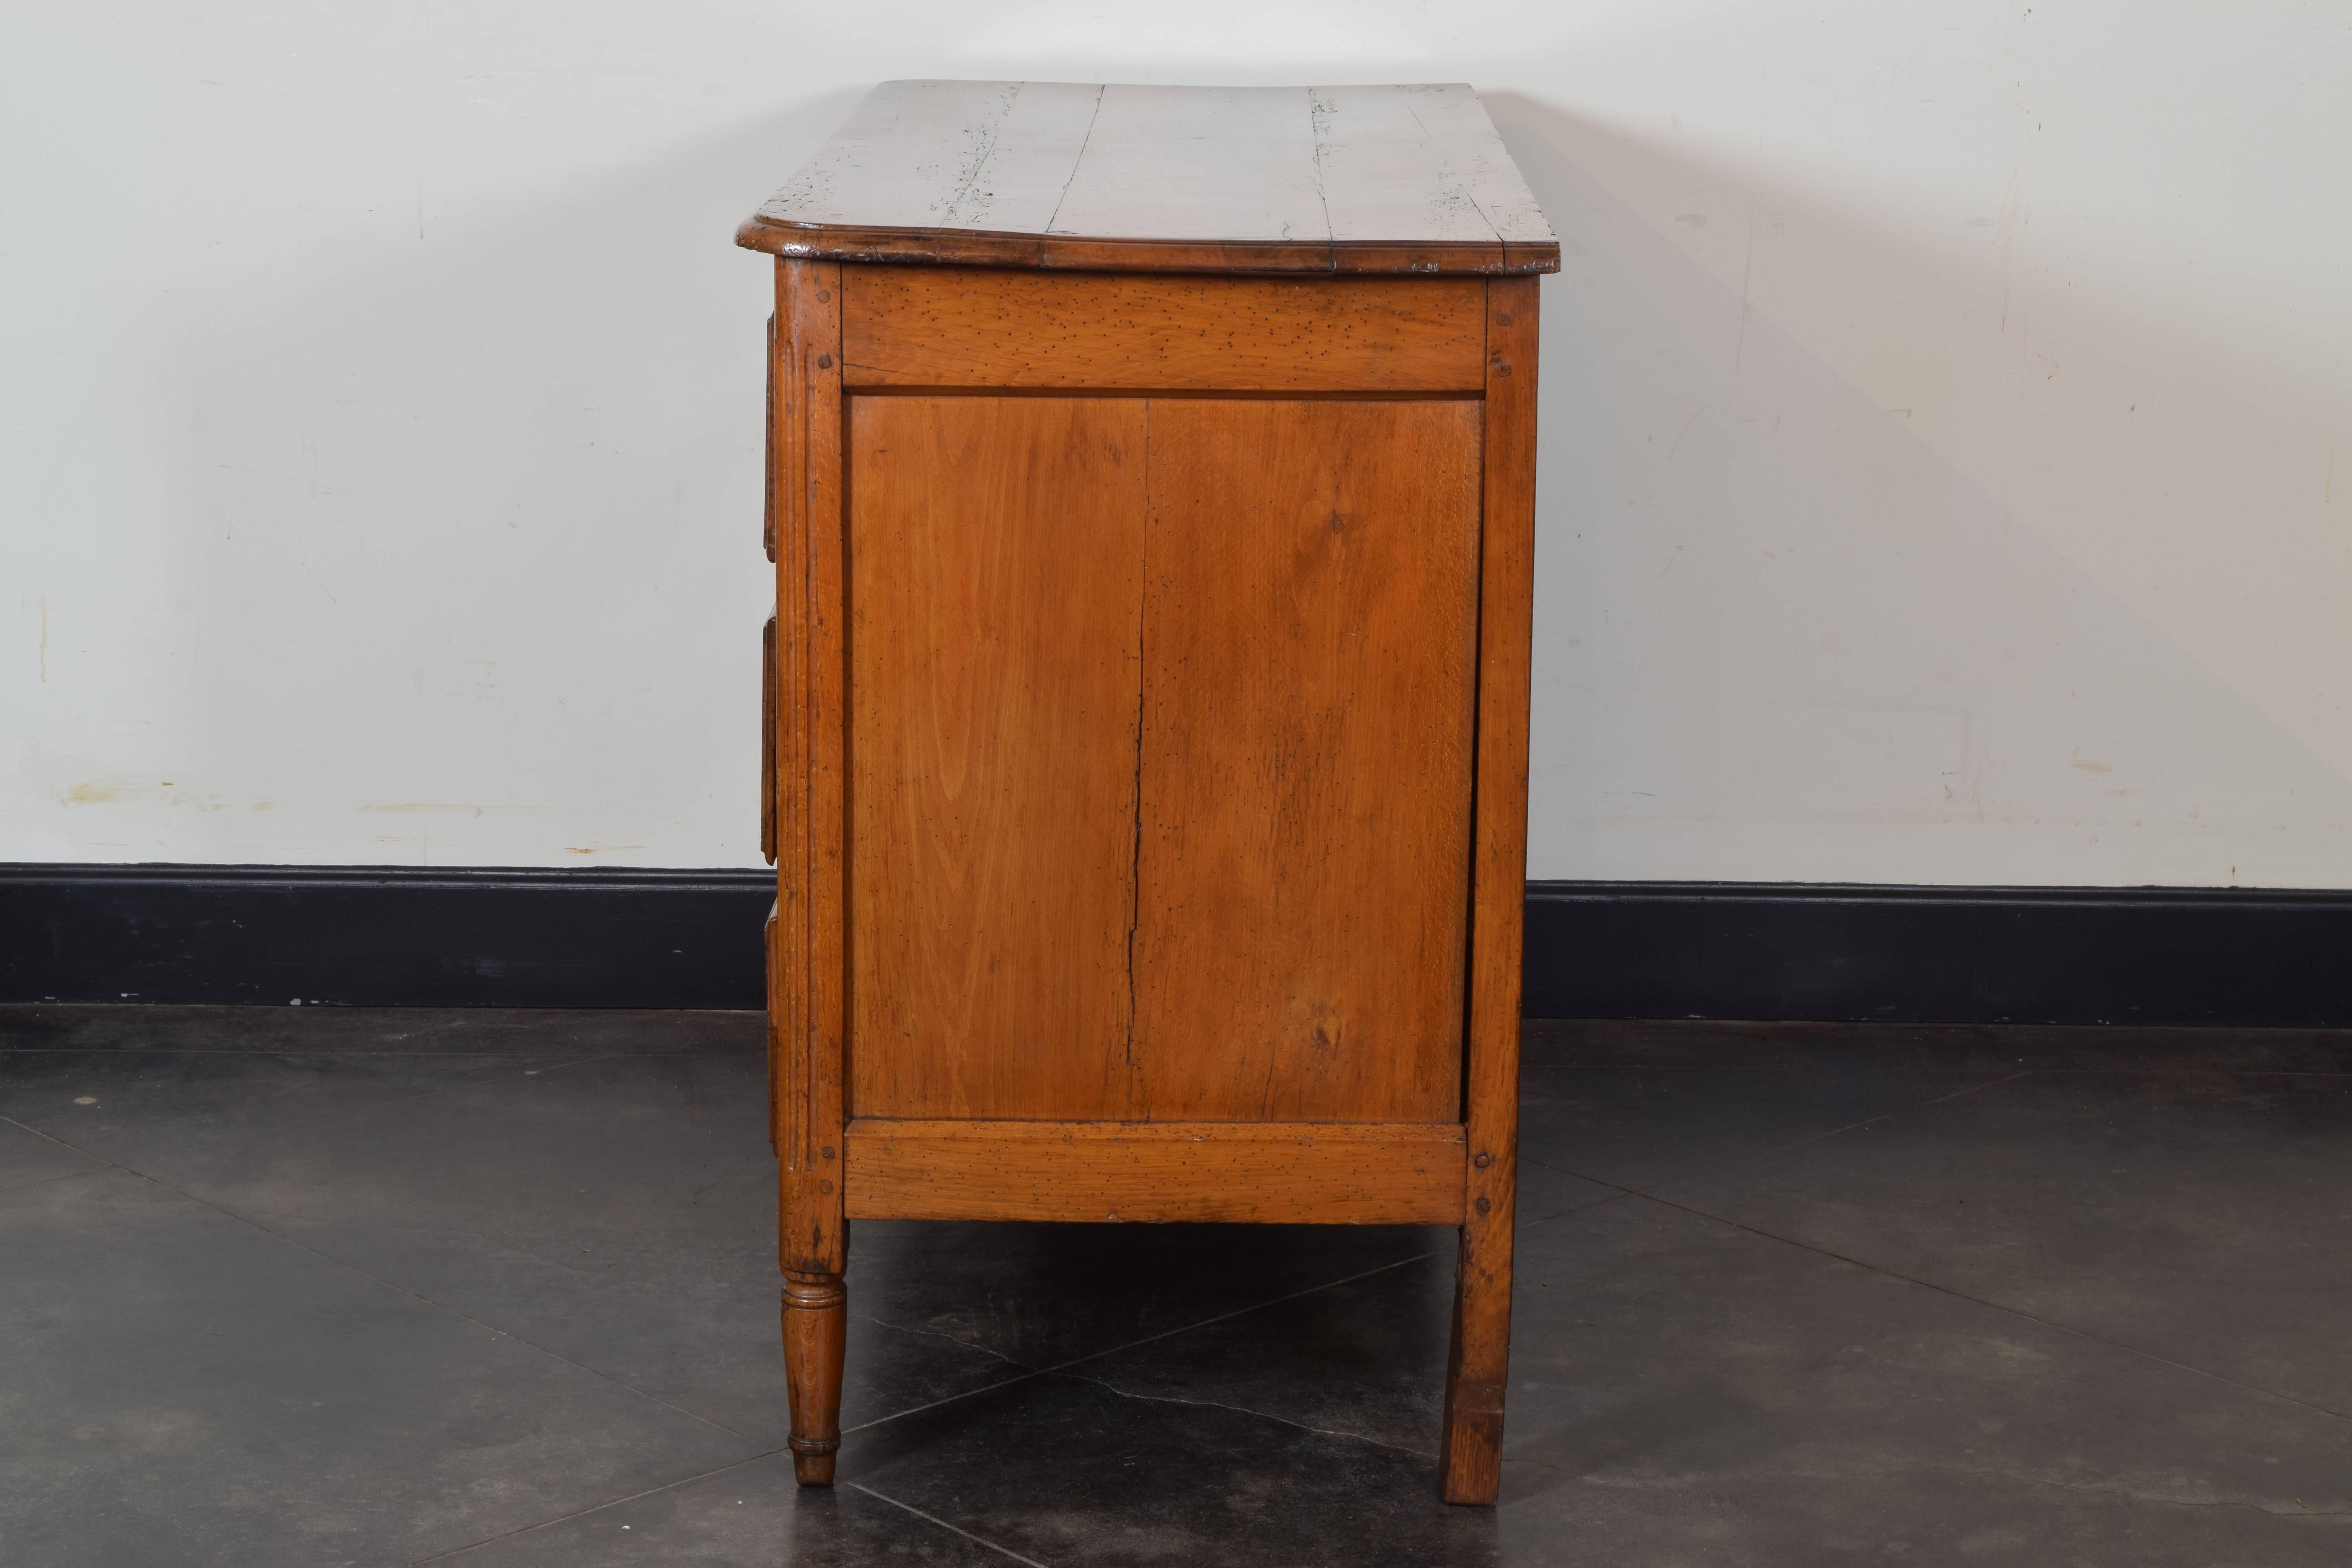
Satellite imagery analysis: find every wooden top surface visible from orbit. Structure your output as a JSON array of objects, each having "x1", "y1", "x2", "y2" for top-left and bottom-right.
[{"x1": 738, "y1": 81, "x2": 1559, "y2": 276}]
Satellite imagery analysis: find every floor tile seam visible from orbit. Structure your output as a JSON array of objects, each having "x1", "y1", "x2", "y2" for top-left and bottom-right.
[
  {"x1": 1508, "y1": 1168, "x2": 1638, "y2": 1232},
  {"x1": 0, "y1": 1112, "x2": 781, "y2": 1452},
  {"x1": 846, "y1": 1483, "x2": 1055, "y2": 1567},
  {"x1": 845, "y1": 1249, "x2": 1442, "y2": 1437},
  {"x1": 1514, "y1": 1071, "x2": 2034, "y2": 1200},
  {"x1": 0, "y1": 1112, "x2": 113, "y2": 1161},
  {"x1": 1038, "y1": 1248, "x2": 1442, "y2": 1380},
  {"x1": 405, "y1": 1449, "x2": 787, "y2": 1563},
  {"x1": 842, "y1": 1369, "x2": 1053, "y2": 1436},
  {"x1": 0, "y1": 1163, "x2": 117, "y2": 1200},
  {"x1": 1052, "y1": 1368, "x2": 1437, "y2": 1460},
  {"x1": 1631, "y1": 1189, "x2": 2352, "y2": 1427},
  {"x1": 864, "y1": 1313, "x2": 1042, "y2": 1373},
  {"x1": 1528, "y1": 1151, "x2": 2352, "y2": 1427},
  {"x1": 1650, "y1": 1068, "x2": 2041, "y2": 1191}
]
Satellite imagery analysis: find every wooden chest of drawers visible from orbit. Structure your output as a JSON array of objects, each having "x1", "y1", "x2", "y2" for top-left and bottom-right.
[{"x1": 739, "y1": 79, "x2": 1556, "y2": 1504}]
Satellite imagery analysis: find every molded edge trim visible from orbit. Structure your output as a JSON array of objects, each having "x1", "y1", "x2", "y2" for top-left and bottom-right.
[{"x1": 734, "y1": 217, "x2": 1563, "y2": 275}]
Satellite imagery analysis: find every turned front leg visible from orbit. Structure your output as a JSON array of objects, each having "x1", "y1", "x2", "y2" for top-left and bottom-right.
[
  {"x1": 769, "y1": 250, "x2": 851, "y2": 1489},
  {"x1": 782, "y1": 1271, "x2": 847, "y2": 1484}
]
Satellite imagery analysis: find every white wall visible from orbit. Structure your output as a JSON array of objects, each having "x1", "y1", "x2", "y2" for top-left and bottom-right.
[{"x1": 5, "y1": 2, "x2": 2348, "y2": 884}]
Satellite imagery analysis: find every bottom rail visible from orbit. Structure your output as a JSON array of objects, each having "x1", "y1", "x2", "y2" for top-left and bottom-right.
[{"x1": 844, "y1": 1118, "x2": 1469, "y2": 1224}]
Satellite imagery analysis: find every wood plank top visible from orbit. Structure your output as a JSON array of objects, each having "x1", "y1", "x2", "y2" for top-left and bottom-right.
[{"x1": 738, "y1": 81, "x2": 1559, "y2": 276}]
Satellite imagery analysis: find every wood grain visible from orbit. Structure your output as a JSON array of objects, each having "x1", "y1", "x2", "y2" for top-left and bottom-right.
[
  {"x1": 781, "y1": 1272, "x2": 846, "y2": 1485},
  {"x1": 1131, "y1": 398, "x2": 1482, "y2": 1123},
  {"x1": 1045, "y1": 84, "x2": 1326, "y2": 248},
  {"x1": 739, "y1": 81, "x2": 1560, "y2": 276},
  {"x1": 841, "y1": 267, "x2": 1484, "y2": 392},
  {"x1": 1441, "y1": 276, "x2": 1541, "y2": 1508},
  {"x1": 845, "y1": 1120, "x2": 1467, "y2": 1224},
  {"x1": 771, "y1": 258, "x2": 847, "y2": 1279},
  {"x1": 1314, "y1": 84, "x2": 1557, "y2": 272},
  {"x1": 753, "y1": 80, "x2": 1104, "y2": 238},
  {"x1": 848, "y1": 396, "x2": 1147, "y2": 1120}
]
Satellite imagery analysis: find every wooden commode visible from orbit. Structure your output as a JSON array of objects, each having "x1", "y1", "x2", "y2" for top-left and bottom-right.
[{"x1": 737, "y1": 80, "x2": 1558, "y2": 1505}]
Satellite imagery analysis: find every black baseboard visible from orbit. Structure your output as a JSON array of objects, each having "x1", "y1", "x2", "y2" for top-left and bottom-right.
[
  {"x1": 1523, "y1": 880, "x2": 2352, "y2": 1028},
  {"x1": 0, "y1": 866, "x2": 774, "y2": 1011},
  {"x1": 4, "y1": 865, "x2": 2348, "y2": 1026}
]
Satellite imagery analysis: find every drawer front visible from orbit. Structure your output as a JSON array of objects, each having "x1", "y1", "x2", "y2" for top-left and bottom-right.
[{"x1": 839, "y1": 265, "x2": 1486, "y2": 392}]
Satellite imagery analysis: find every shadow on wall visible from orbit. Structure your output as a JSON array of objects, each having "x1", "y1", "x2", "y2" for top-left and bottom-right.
[
  {"x1": 1486, "y1": 95, "x2": 2352, "y2": 887},
  {"x1": 121, "y1": 75, "x2": 2352, "y2": 883},
  {"x1": 144, "y1": 95, "x2": 863, "y2": 868}
]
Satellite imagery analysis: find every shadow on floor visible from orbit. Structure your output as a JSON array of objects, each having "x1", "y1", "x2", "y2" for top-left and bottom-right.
[{"x1": 3, "y1": 1007, "x2": 2348, "y2": 1564}]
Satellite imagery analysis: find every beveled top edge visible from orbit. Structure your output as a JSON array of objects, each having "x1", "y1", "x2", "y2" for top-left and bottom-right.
[
  {"x1": 732, "y1": 218, "x2": 1561, "y2": 275},
  {"x1": 737, "y1": 80, "x2": 1561, "y2": 276}
]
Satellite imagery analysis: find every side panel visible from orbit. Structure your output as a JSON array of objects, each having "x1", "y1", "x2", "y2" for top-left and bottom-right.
[
  {"x1": 847, "y1": 396, "x2": 1149, "y2": 1120},
  {"x1": 1131, "y1": 398, "x2": 1482, "y2": 1122}
]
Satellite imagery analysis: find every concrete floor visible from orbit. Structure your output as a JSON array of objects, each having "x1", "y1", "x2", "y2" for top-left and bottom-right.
[{"x1": 2, "y1": 1006, "x2": 2348, "y2": 1566}]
